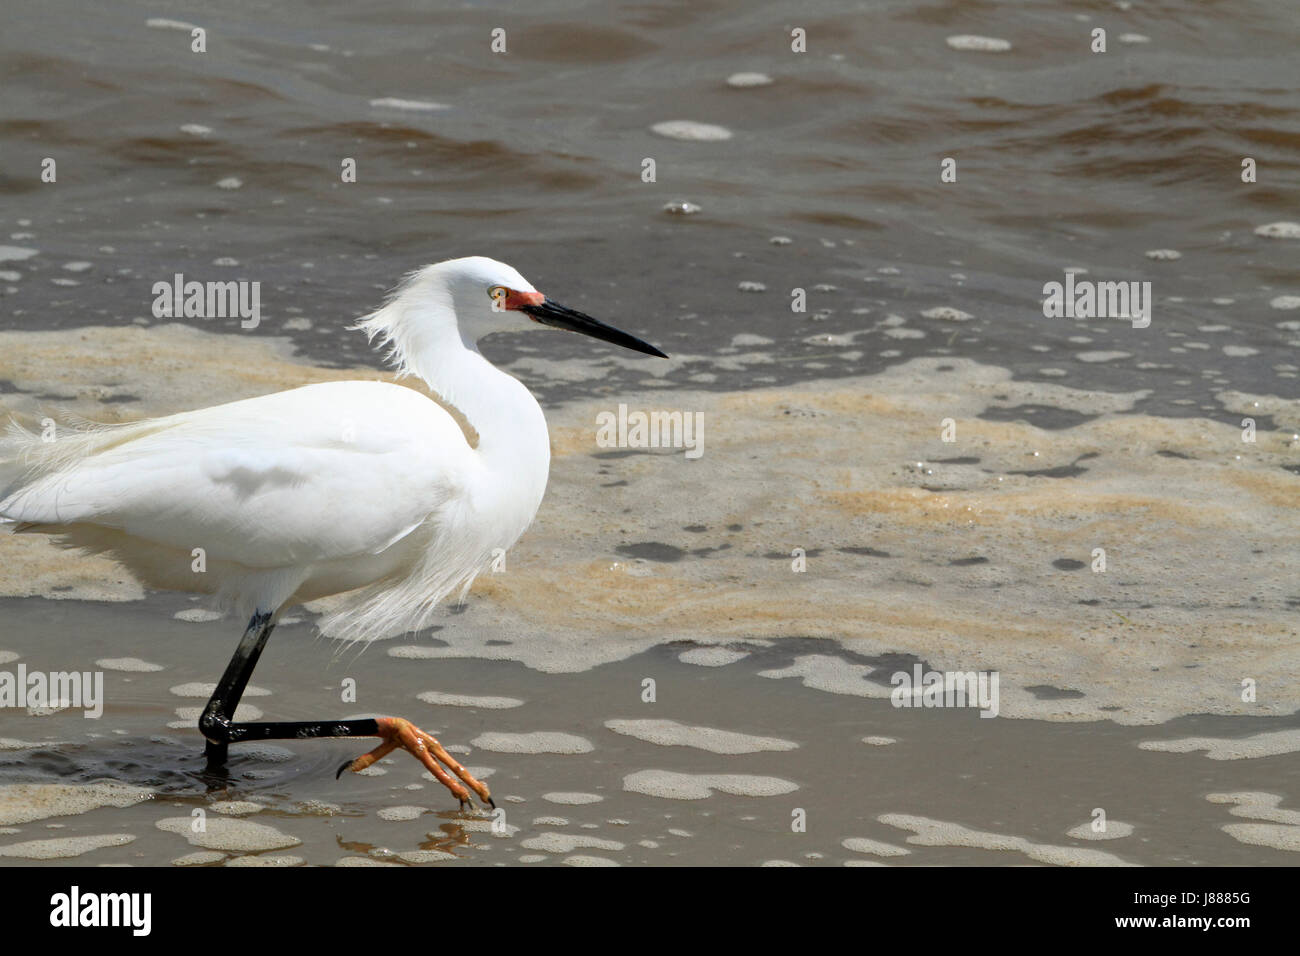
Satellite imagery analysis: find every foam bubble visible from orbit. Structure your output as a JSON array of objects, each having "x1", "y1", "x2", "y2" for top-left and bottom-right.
[
  {"x1": 678, "y1": 647, "x2": 750, "y2": 667},
  {"x1": 156, "y1": 816, "x2": 301, "y2": 852},
  {"x1": 96, "y1": 657, "x2": 164, "y2": 672},
  {"x1": 471, "y1": 732, "x2": 593, "y2": 754},
  {"x1": 397, "y1": 848, "x2": 457, "y2": 863},
  {"x1": 881, "y1": 813, "x2": 1134, "y2": 865},
  {"x1": 1254, "y1": 222, "x2": 1300, "y2": 239},
  {"x1": 563, "y1": 854, "x2": 619, "y2": 866},
  {"x1": 521, "y1": 833, "x2": 624, "y2": 853},
  {"x1": 0, "y1": 833, "x2": 134, "y2": 859},
  {"x1": 726, "y1": 72, "x2": 773, "y2": 88},
  {"x1": 841, "y1": 837, "x2": 909, "y2": 857},
  {"x1": 1139, "y1": 729, "x2": 1300, "y2": 760},
  {"x1": 946, "y1": 35, "x2": 1012, "y2": 52},
  {"x1": 174, "y1": 608, "x2": 223, "y2": 623},
  {"x1": 226, "y1": 854, "x2": 304, "y2": 867},
  {"x1": 145, "y1": 17, "x2": 198, "y2": 30},
  {"x1": 543, "y1": 792, "x2": 604, "y2": 805},
  {"x1": 920, "y1": 306, "x2": 973, "y2": 321},
  {"x1": 172, "y1": 850, "x2": 225, "y2": 866},
  {"x1": 0, "y1": 782, "x2": 153, "y2": 826},
  {"x1": 651, "y1": 120, "x2": 733, "y2": 141},
  {"x1": 369, "y1": 98, "x2": 449, "y2": 112},
  {"x1": 623, "y1": 770, "x2": 798, "y2": 800},
  {"x1": 1066, "y1": 820, "x2": 1134, "y2": 840},
  {"x1": 605, "y1": 719, "x2": 797, "y2": 754},
  {"x1": 377, "y1": 805, "x2": 424, "y2": 822},
  {"x1": 417, "y1": 691, "x2": 523, "y2": 709},
  {"x1": 210, "y1": 801, "x2": 263, "y2": 816}
]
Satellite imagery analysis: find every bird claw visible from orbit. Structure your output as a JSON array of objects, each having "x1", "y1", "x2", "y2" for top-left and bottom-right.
[{"x1": 336, "y1": 716, "x2": 493, "y2": 811}]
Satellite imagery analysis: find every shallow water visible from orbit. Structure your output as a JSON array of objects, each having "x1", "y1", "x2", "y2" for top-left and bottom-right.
[
  {"x1": 1, "y1": 0, "x2": 1298, "y2": 865},
  {"x1": 2, "y1": 597, "x2": 1299, "y2": 866}
]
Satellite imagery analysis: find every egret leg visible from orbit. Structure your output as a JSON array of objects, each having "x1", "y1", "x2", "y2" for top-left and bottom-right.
[
  {"x1": 208, "y1": 714, "x2": 493, "y2": 810},
  {"x1": 199, "y1": 609, "x2": 277, "y2": 768},
  {"x1": 197, "y1": 615, "x2": 491, "y2": 808}
]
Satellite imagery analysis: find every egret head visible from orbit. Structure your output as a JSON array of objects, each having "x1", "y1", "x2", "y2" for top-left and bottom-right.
[{"x1": 429, "y1": 256, "x2": 668, "y2": 357}]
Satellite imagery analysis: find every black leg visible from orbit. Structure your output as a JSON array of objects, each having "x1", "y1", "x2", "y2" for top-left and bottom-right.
[
  {"x1": 196, "y1": 612, "x2": 494, "y2": 809},
  {"x1": 199, "y1": 609, "x2": 276, "y2": 768}
]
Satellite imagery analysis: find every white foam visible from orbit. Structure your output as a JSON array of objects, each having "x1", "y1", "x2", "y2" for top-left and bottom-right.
[
  {"x1": 95, "y1": 657, "x2": 164, "y2": 672},
  {"x1": 397, "y1": 848, "x2": 457, "y2": 863},
  {"x1": 369, "y1": 97, "x2": 449, "y2": 112},
  {"x1": 758, "y1": 655, "x2": 891, "y2": 698},
  {"x1": 563, "y1": 854, "x2": 619, "y2": 866},
  {"x1": 678, "y1": 647, "x2": 750, "y2": 667},
  {"x1": 651, "y1": 120, "x2": 733, "y2": 141},
  {"x1": 146, "y1": 18, "x2": 198, "y2": 30},
  {"x1": 1254, "y1": 221, "x2": 1300, "y2": 239},
  {"x1": 543, "y1": 792, "x2": 604, "y2": 805},
  {"x1": 622, "y1": 770, "x2": 798, "y2": 800},
  {"x1": 920, "y1": 306, "x2": 973, "y2": 321},
  {"x1": 841, "y1": 837, "x2": 910, "y2": 857},
  {"x1": 0, "y1": 782, "x2": 153, "y2": 826},
  {"x1": 881, "y1": 813, "x2": 1134, "y2": 865},
  {"x1": 470, "y1": 732, "x2": 593, "y2": 754},
  {"x1": 174, "y1": 608, "x2": 223, "y2": 622},
  {"x1": 210, "y1": 801, "x2": 263, "y2": 817},
  {"x1": 946, "y1": 35, "x2": 1012, "y2": 52},
  {"x1": 172, "y1": 850, "x2": 225, "y2": 866},
  {"x1": 377, "y1": 805, "x2": 424, "y2": 821},
  {"x1": 226, "y1": 854, "x2": 304, "y2": 867},
  {"x1": 156, "y1": 816, "x2": 301, "y2": 852},
  {"x1": 417, "y1": 690, "x2": 523, "y2": 709},
  {"x1": 520, "y1": 833, "x2": 624, "y2": 853},
  {"x1": 1066, "y1": 820, "x2": 1134, "y2": 840},
  {"x1": 1075, "y1": 351, "x2": 1131, "y2": 362},
  {"x1": 0, "y1": 833, "x2": 134, "y2": 859},
  {"x1": 1139, "y1": 729, "x2": 1300, "y2": 760},
  {"x1": 605, "y1": 719, "x2": 797, "y2": 754},
  {"x1": 726, "y1": 72, "x2": 773, "y2": 88}
]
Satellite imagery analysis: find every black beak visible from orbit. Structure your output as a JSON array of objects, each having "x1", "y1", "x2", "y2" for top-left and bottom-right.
[{"x1": 520, "y1": 299, "x2": 668, "y2": 358}]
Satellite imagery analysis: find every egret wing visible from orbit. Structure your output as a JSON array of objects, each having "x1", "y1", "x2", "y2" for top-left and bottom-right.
[{"x1": 0, "y1": 381, "x2": 473, "y2": 568}]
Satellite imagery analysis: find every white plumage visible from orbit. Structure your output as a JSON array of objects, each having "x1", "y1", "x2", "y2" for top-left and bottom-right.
[{"x1": 0, "y1": 257, "x2": 578, "y2": 643}]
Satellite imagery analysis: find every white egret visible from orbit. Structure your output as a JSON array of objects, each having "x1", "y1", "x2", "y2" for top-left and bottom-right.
[{"x1": 0, "y1": 256, "x2": 668, "y2": 809}]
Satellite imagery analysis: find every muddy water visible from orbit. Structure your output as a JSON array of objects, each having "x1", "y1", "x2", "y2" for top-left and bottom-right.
[
  {"x1": 1, "y1": 326, "x2": 1298, "y2": 864},
  {"x1": 1, "y1": 0, "x2": 1299, "y2": 865}
]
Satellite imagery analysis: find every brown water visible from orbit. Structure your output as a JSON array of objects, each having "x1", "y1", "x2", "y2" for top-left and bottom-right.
[{"x1": 1, "y1": 0, "x2": 1298, "y2": 866}]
